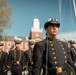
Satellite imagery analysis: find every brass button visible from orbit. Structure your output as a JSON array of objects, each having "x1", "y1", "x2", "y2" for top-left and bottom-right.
[
  {"x1": 52, "y1": 48, "x2": 54, "y2": 50},
  {"x1": 51, "y1": 44, "x2": 53, "y2": 46},
  {"x1": 56, "y1": 67, "x2": 62, "y2": 74},
  {"x1": 54, "y1": 57, "x2": 56, "y2": 59},
  {"x1": 65, "y1": 61, "x2": 67, "y2": 63},
  {"x1": 63, "y1": 52, "x2": 65, "y2": 54},
  {"x1": 62, "y1": 48, "x2": 64, "y2": 50},
  {"x1": 53, "y1": 52, "x2": 55, "y2": 54},
  {"x1": 56, "y1": 66, "x2": 58, "y2": 68},
  {"x1": 64, "y1": 56, "x2": 67, "y2": 58},
  {"x1": 55, "y1": 61, "x2": 57, "y2": 64},
  {"x1": 61, "y1": 45, "x2": 63, "y2": 46}
]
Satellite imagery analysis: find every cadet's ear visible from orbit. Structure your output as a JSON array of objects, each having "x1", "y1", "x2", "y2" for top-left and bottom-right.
[{"x1": 45, "y1": 28, "x2": 47, "y2": 32}]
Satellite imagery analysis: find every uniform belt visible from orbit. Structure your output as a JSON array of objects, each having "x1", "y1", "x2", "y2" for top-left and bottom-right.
[
  {"x1": 48, "y1": 67, "x2": 74, "y2": 74},
  {"x1": 13, "y1": 61, "x2": 21, "y2": 66}
]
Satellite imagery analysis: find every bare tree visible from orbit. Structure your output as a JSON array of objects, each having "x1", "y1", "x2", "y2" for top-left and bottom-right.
[{"x1": 0, "y1": 0, "x2": 12, "y2": 34}]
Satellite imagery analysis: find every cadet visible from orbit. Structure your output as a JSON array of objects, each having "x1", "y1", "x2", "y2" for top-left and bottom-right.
[
  {"x1": 24, "y1": 40, "x2": 35, "y2": 75},
  {"x1": 33, "y1": 18, "x2": 75, "y2": 75},
  {"x1": 8, "y1": 38, "x2": 27, "y2": 75},
  {"x1": 69, "y1": 40, "x2": 76, "y2": 74},
  {"x1": 0, "y1": 42, "x2": 8, "y2": 75}
]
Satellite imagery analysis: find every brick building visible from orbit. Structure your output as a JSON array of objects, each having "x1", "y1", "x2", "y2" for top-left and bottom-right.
[{"x1": 0, "y1": 18, "x2": 43, "y2": 53}]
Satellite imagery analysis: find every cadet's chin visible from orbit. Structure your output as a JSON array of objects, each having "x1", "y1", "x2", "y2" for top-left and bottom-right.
[{"x1": 51, "y1": 33, "x2": 57, "y2": 37}]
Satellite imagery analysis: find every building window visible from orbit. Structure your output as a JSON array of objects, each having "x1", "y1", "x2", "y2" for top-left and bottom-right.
[
  {"x1": 7, "y1": 42, "x2": 11, "y2": 48},
  {"x1": 25, "y1": 42, "x2": 29, "y2": 48}
]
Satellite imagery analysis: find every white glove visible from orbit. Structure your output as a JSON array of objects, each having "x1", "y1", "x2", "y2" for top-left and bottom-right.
[
  {"x1": 22, "y1": 71, "x2": 25, "y2": 75},
  {"x1": 74, "y1": 63, "x2": 76, "y2": 66},
  {"x1": 25, "y1": 70, "x2": 28, "y2": 75},
  {"x1": 7, "y1": 70, "x2": 12, "y2": 75}
]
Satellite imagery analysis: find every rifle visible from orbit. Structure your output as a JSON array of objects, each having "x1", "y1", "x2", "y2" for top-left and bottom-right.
[{"x1": 46, "y1": 36, "x2": 49, "y2": 75}]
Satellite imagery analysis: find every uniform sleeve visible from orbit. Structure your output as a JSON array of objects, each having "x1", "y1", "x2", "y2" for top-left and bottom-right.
[
  {"x1": 63, "y1": 43, "x2": 75, "y2": 72},
  {"x1": 69, "y1": 48, "x2": 76, "y2": 63},
  {"x1": 3, "y1": 52, "x2": 9, "y2": 72},
  {"x1": 8, "y1": 51, "x2": 12, "y2": 65},
  {"x1": 67, "y1": 47, "x2": 74, "y2": 65},
  {"x1": 33, "y1": 42, "x2": 43, "y2": 75},
  {"x1": 4, "y1": 52, "x2": 12, "y2": 72},
  {"x1": 22, "y1": 51, "x2": 27, "y2": 71},
  {"x1": 6, "y1": 51, "x2": 12, "y2": 70},
  {"x1": 24, "y1": 51, "x2": 28, "y2": 62},
  {"x1": 24, "y1": 51, "x2": 28, "y2": 65},
  {"x1": 4, "y1": 53, "x2": 8, "y2": 65}
]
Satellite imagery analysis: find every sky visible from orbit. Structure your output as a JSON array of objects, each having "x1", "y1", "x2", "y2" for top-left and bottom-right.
[{"x1": 5, "y1": 0, "x2": 76, "y2": 41}]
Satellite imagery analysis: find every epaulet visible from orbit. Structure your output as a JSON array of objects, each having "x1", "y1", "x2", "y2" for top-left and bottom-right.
[
  {"x1": 55, "y1": 39, "x2": 61, "y2": 42},
  {"x1": 57, "y1": 39, "x2": 65, "y2": 43}
]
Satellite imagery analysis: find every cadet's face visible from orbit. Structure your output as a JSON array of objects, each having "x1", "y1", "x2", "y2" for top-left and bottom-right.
[
  {"x1": 0, "y1": 46, "x2": 3, "y2": 50},
  {"x1": 71, "y1": 44, "x2": 76, "y2": 47},
  {"x1": 29, "y1": 45, "x2": 34, "y2": 49},
  {"x1": 16, "y1": 44, "x2": 21, "y2": 48},
  {"x1": 46, "y1": 24, "x2": 59, "y2": 36}
]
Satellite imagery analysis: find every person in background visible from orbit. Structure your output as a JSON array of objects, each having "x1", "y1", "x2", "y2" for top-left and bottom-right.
[
  {"x1": 24, "y1": 40, "x2": 35, "y2": 75},
  {"x1": 8, "y1": 38, "x2": 27, "y2": 75},
  {"x1": 33, "y1": 18, "x2": 75, "y2": 75},
  {"x1": 0, "y1": 42, "x2": 8, "y2": 75},
  {"x1": 69, "y1": 40, "x2": 76, "y2": 74}
]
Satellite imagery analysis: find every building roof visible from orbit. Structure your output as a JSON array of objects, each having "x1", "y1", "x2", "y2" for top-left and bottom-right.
[{"x1": 0, "y1": 35, "x2": 29, "y2": 41}]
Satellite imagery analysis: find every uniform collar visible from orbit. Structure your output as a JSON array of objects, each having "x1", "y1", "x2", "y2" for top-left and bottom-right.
[
  {"x1": 0, "y1": 50, "x2": 2, "y2": 53},
  {"x1": 29, "y1": 48, "x2": 33, "y2": 51},
  {"x1": 46, "y1": 37, "x2": 56, "y2": 41},
  {"x1": 15, "y1": 47, "x2": 20, "y2": 50}
]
